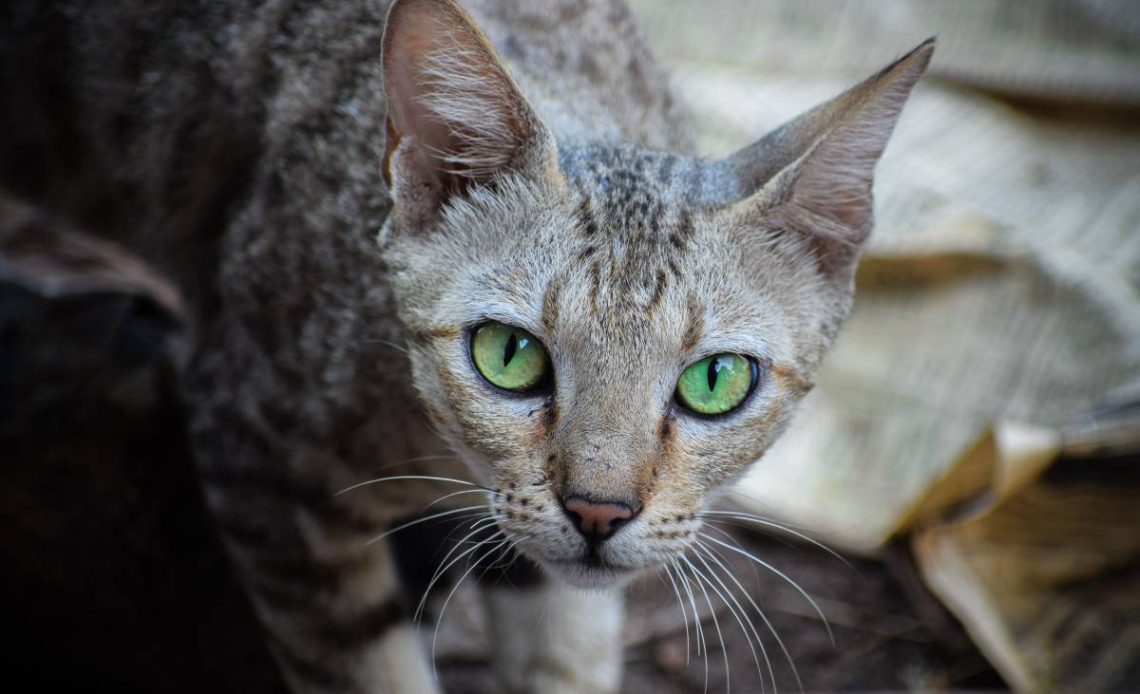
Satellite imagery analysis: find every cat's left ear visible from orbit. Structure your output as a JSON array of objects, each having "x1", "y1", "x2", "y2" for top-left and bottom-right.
[
  {"x1": 722, "y1": 39, "x2": 934, "y2": 275},
  {"x1": 382, "y1": 0, "x2": 559, "y2": 229}
]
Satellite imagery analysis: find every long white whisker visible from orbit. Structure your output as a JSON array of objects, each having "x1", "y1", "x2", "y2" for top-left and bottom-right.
[
  {"x1": 663, "y1": 563, "x2": 691, "y2": 664},
  {"x1": 481, "y1": 537, "x2": 524, "y2": 576},
  {"x1": 682, "y1": 555, "x2": 732, "y2": 693},
  {"x1": 364, "y1": 454, "x2": 463, "y2": 474},
  {"x1": 430, "y1": 516, "x2": 497, "y2": 562},
  {"x1": 366, "y1": 505, "x2": 489, "y2": 545},
  {"x1": 468, "y1": 515, "x2": 499, "y2": 530},
  {"x1": 696, "y1": 539, "x2": 802, "y2": 694},
  {"x1": 672, "y1": 558, "x2": 708, "y2": 692},
  {"x1": 700, "y1": 532, "x2": 834, "y2": 645},
  {"x1": 702, "y1": 523, "x2": 761, "y2": 578},
  {"x1": 334, "y1": 474, "x2": 488, "y2": 497},
  {"x1": 483, "y1": 538, "x2": 527, "y2": 586},
  {"x1": 416, "y1": 523, "x2": 499, "y2": 621},
  {"x1": 431, "y1": 516, "x2": 500, "y2": 571},
  {"x1": 365, "y1": 338, "x2": 408, "y2": 354},
  {"x1": 702, "y1": 512, "x2": 850, "y2": 566},
  {"x1": 679, "y1": 553, "x2": 734, "y2": 688},
  {"x1": 692, "y1": 545, "x2": 771, "y2": 694},
  {"x1": 422, "y1": 488, "x2": 496, "y2": 512},
  {"x1": 431, "y1": 535, "x2": 509, "y2": 680}
]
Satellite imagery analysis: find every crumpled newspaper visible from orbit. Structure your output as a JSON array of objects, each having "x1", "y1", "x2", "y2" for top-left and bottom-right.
[{"x1": 627, "y1": 0, "x2": 1140, "y2": 689}]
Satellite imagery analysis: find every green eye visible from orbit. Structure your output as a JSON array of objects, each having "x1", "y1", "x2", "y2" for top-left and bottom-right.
[
  {"x1": 471, "y1": 322, "x2": 551, "y2": 392},
  {"x1": 675, "y1": 353, "x2": 756, "y2": 416}
]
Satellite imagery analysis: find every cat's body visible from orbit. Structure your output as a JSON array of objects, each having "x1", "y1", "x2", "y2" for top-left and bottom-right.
[{"x1": 1, "y1": 0, "x2": 931, "y2": 691}]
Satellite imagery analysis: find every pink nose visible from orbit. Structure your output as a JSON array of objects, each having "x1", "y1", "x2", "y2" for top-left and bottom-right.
[{"x1": 562, "y1": 496, "x2": 635, "y2": 541}]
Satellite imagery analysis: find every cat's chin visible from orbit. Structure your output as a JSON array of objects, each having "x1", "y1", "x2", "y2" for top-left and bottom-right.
[{"x1": 538, "y1": 557, "x2": 645, "y2": 590}]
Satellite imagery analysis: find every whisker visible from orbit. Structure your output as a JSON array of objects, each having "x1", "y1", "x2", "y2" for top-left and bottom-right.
[
  {"x1": 430, "y1": 535, "x2": 509, "y2": 681},
  {"x1": 681, "y1": 555, "x2": 732, "y2": 693},
  {"x1": 698, "y1": 524, "x2": 798, "y2": 692},
  {"x1": 701, "y1": 524, "x2": 769, "y2": 601},
  {"x1": 701, "y1": 511, "x2": 850, "y2": 566},
  {"x1": 365, "y1": 505, "x2": 490, "y2": 545},
  {"x1": 334, "y1": 474, "x2": 489, "y2": 497},
  {"x1": 431, "y1": 515, "x2": 497, "y2": 559},
  {"x1": 466, "y1": 515, "x2": 499, "y2": 532},
  {"x1": 691, "y1": 546, "x2": 771, "y2": 694},
  {"x1": 484, "y1": 537, "x2": 525, "y2": 575},
  {"x1": 364, "y1": 338, "x2": 408, "y2": 354},
  {"x1": 672, "y1": 559, "x2": 709, "y2": 694},
  {"x1": 415, "y1": 521, "x2": 500, "y2": 621},
  {"x1": 720, "y1": 488, "x2": 782, "y2": 514},
  {"x1": 422, "y1": 487, "x2": 497, "y2": 511},
  {"x1": 485, "y1": 538, "x2": 528, "y2": 588},
  {"x1": 367, "y1": 454, "x2": 464, "y2": 473},
  {"x1": 700, "y1": 532, "x2": 835, "y2": 645},
  {"x1": 695, "y1": 539, "x2": 803, "y2": 694},
  {"x1": 663, "y1": 563, "x2": 691, "y2": 664}
]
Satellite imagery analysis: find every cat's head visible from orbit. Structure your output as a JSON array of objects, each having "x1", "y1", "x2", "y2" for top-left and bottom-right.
[{"x1": 380, "y1": 0, "x2": 931, "y2": 588}]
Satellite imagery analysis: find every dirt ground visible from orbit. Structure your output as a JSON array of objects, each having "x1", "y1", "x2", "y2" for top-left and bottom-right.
[{"x1": 426, "y1": 527, "x2": 1006, "y2": 693}]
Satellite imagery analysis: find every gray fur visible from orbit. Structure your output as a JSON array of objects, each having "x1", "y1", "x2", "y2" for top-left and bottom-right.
[{"x1": 0, "y1": 0, "x2": 931, "y2": 690}]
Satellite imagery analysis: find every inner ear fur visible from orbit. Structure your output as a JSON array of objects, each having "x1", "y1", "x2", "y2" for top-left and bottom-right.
[
  {"x1": 723, "y1": 39, "x2": 935, "y2": 274},
  {"x1": 381, "y1": 0, "x2": 554, "y2": 208}
]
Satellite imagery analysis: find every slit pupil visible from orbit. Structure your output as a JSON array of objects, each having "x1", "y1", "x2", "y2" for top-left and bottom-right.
[
  {"x1": 706, "y1": 359, "x2": 718, "y2": 392},
  {"x1": 503, "y1": 333, "x2": 518, "y2": 367}
]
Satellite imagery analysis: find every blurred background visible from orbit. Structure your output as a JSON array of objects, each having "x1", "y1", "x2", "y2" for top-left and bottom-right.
[
  {"x1": 616, "y1": 1, "x2": 1140, "y2": 691},
  {"x1": 3, "y1": 1, "x2": 1139, "y2": 692}
]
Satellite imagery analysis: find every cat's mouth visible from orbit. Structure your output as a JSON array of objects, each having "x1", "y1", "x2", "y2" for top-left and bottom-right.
[
  {"x1": 546, "y1": 556, "x2": 634, "y2": 588},
  {"x1": 535, "y1": 545, "x2": 649, "y2": 589}
]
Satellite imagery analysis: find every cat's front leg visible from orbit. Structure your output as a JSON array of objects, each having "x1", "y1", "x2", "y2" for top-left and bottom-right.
[
  {"x1": 481, "y1": 574, "x2": 624, "y2": 694},
  {"x1": 200, "y1": 462, "x2": 440, "y2": 694}
]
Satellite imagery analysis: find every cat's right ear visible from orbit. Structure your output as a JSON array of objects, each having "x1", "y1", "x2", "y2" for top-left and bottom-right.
[
  {"x1": 382, "y1": 0, "x2": 558, "y2": 229},
  {"x1": 718, "y1": 39, "x2": 934, "y2": 277}
]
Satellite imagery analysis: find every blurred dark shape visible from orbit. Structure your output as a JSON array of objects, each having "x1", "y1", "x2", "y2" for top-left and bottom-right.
[{"x1": 0, "y1": 200, "x2": 285, "y2": 693}]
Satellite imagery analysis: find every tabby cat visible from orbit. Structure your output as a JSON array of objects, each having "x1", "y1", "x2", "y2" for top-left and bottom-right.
[{"x1": 1, "y1": 0, "x2": 931, "y2": 691}]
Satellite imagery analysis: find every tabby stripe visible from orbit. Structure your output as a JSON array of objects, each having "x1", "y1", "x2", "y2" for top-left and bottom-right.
[
  {"x1": 213, "y1": 514, "x2": 295, "y2": 550},
  {"x1": 199, "y1": 466, "x2": 378, "y2": 534},
  {"x1": 406, "y1": 325, "x2": 461, "y2": 345},
  {"x1": 576, "y1": 196, "x2": 598, "y2": 236},
  {"x1": 675, "y1": 208, "x2": 695, "y2": 245},
  {"x1": 588, "y1": 261, "x2": 602, "y2": 316},
  {"x1": 245, "y1": 551, "x2": 370, "y2": 593},
  {"x1": 257, "y1": 592, "x2": 410, "y2": 653},
  {"x1": 249, "y1": 578, "x2": 316, "y2": 613},
  {"x1": 540, "y1": 398, "x2": 558, "y2": 432},
  {"x1": 541, "y1": 275, "x2": 562, "y2": 334},
  {"x1": 266, "y1": 633, "x2": 352, "y2": 691},
  {"x1": 310, "y1": 595, "x2": 409, "y2": 650},
  {"x1": 681, "y1": 293, "x2": 705, "y2": 352},
  {"x1": 646, "y1": 269, "x2": 667, "y2": 313}
]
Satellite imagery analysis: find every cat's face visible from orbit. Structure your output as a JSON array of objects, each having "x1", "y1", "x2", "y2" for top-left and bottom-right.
[
  {"x1": 380, "y1": 0, "x2": 930, "y2": 587},
  {"x1": 384, "y1": 153, "x2": 825, "y2": 586}
]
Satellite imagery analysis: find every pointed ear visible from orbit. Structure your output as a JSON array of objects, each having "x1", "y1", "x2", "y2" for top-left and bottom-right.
[
  {"x1": 724, "y1": 39, "x2": 934, "y2": 274},
  {"x1": 381, "y1": 0, "x2": 556, "y2": 223}
]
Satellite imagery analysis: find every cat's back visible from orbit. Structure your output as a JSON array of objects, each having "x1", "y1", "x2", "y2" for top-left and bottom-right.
[
  {"x1": 462, "y1": 0, "x2": 691, "y2": 151},
  {"x1": 0, "y1": 0, "x2": 687, "y2": 218}
]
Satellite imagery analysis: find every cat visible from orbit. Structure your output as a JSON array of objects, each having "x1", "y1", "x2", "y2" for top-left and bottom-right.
[{"x1": 0, "y1": 0, "x2": 932, "y2": 691}]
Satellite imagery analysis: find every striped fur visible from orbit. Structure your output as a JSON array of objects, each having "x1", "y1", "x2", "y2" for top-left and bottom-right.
[{"x1": 0, "y1": 0, "x2": 930, "y2": 690}]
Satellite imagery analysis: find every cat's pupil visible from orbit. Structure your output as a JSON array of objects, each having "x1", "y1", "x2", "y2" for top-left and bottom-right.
[
  {"x1": 503, "y1": 333, "x2": 518, "y2": 367},
  {"x1": 706, "y1": 359, "x2": 718, "y2": 392}
]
